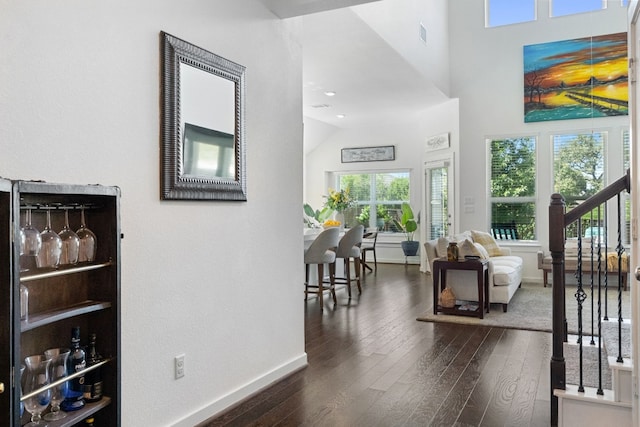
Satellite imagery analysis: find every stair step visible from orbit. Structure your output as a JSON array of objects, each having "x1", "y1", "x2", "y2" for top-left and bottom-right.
[
  {"x1": 608, "y1": 356, "x2": 633, "y2": 404},
  {"x1": 554, "y1": 385, "x2": 633, "y2": 427}
]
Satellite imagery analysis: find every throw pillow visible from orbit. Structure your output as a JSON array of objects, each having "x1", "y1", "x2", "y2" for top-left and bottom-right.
[
  {"x1": 473, "y1": 242, "x2": 490, "y2": 260},
  {"x1": 458, "y1": 238, "x2": 482, "y2": 259},
  {"x1": 471, "y1": 230, "x2": 502, "y2": 257},
  {"x1": 436, "y1": 236, "x2": 450, "y2": 258},
  {"x1": 453, "y1": 231, "x2": 472, "y2": 242}
]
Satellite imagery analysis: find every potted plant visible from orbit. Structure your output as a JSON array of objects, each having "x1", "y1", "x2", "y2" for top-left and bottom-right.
[
  {"x1": 304, "y1": 203, "x2": 333, "y2": 228},
  {"x1": 394, "y1": 202, "x2": 419, "y2": 256},
  {"x1": 358, "y1": 205, "x2": 391, "y2": 229}
]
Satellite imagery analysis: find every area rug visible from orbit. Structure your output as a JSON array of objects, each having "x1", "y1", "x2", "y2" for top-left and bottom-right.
[{"x1": 416, "y1": 282, "x2": 630, "y2": 334}]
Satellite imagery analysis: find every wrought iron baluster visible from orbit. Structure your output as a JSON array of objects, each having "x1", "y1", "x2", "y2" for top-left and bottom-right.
[
  {"x1": 616, "y1": 193, "x2": 625, "y2": 363},
  {"x1": 575, "y1": 223, "x2": 586, "y2": 393}
]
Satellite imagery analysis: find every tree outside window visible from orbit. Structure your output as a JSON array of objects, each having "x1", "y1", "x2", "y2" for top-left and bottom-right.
[
  {"x1": 489, "y1": 136, "x2": 537, "y2": 240},
  {"x1": 338, "y1": 172, "x2": 410, "y2": 231},
  {"x1": 552, "y1": 132, "x2": 605, "y2": 238}
]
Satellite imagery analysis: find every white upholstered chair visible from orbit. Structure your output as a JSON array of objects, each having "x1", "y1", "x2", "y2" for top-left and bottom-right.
[
  {"x1": 304, "y1": 227, "x2": 340, "y2": 310},
  {"x1": 329, "y1": 225, "x2": 364, "y2": 298}
]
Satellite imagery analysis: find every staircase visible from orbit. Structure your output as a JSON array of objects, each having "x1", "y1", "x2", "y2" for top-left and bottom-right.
[
  {"x1": 549, "y1": 171, "x2": 634, "y2": 426},
  {"x1": 554, "y1": 326, "x2": 633, "y2": 426}
]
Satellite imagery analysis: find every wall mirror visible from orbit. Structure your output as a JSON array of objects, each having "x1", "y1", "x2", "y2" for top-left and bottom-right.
[{"x1": 161, "y1": 31, "x2": 246, "y2": 201}]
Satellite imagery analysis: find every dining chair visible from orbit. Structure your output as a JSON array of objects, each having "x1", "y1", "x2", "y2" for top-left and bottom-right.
[
  {"x1": 361, "y1": 228, "x2": 378, "y2": 274},
  {"x1": 304, "y1": 227, "x2": 340, "y2": 310},
  {"x1": 327, "y1": 225, "x2": 364, "y2": 298}
]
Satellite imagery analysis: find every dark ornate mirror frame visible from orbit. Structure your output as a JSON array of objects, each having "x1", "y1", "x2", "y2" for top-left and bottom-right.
[{"x1": 160, "y1": 31, "x2": 247, "y2": 201}]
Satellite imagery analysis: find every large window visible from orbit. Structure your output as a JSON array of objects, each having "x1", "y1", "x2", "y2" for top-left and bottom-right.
[
  {"x1": 551, "y1": 0, "x2": 604, "y2": 17},
  {"x1": 553, "y1": 131, "x2": 605, "y2": 238},
  {"x1": 489, "y1": 136, "x2": 537, "y2": 240},
  {"x1": 486, "y1": 0, "x2": 536, "y2": 27},
  {"x1": 337, "y1": 171, "x2": 410, "y2": 231}
]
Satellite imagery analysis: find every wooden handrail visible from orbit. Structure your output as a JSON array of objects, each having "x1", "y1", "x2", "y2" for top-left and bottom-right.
[
  {"x1": 549, "y1": 169, "x2": 631, "y2": 426},
  {"x1": 564, "y1": 169, "x2": 630, "y2": 226}
]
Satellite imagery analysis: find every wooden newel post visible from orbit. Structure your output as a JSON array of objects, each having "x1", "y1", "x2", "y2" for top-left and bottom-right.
[{"x1": 549, "y1": 193, "x2": 566, "y2": 426}]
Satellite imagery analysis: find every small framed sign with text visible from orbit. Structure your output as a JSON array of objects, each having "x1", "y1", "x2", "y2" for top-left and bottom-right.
[
  {"x1": 341, "y1": 145, "x2": 395, "y2": 163},
  {"x1": 425, "y1": 133, "x2": 449, "y2": 152}
]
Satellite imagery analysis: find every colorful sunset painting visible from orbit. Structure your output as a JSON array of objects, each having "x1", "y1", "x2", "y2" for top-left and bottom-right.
[{"x1": 523, "y1": 32, "x2": 628, "y2": 123}]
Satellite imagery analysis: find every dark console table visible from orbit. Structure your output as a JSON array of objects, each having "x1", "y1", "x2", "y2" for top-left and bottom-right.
[{"x1": 433, "y1": 258, "x2": 489, "y2": 319}]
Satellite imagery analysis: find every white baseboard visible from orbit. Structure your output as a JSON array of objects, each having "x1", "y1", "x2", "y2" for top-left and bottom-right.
[{"x1": 171, "y1": 353, "x2": 308, "y2": 427}]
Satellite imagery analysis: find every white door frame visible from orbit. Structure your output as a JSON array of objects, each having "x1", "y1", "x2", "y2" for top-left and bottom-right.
[
  {"x1": 627, "y1": 2, "x2": 639, "y2": 424},
  {"x1": 421, "y1": 153, "x2": 455, "y2": 273}
]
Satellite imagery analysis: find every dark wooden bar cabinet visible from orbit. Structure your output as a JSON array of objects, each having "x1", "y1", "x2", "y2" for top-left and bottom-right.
[{"x1": 0, "y1": 180, "x2": 121, "y2": 426}]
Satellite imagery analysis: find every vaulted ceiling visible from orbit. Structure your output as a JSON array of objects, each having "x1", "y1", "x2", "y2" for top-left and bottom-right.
[{"x1": 259, "y1": 0, "x2": 451, "y2": 150}]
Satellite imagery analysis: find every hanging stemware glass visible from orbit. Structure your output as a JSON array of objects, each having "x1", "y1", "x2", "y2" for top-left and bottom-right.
[
  {"x1": 23, "y1": 355, "x2": 51, "y2": 427},
  {"x1": 58, "y1": 208, "x2": 79, "y2": 265},
  {"x1": 37, "y1": 207, "x2": 62, "y2": 269},
  {"x1": 20, "y1": 208, "x2": 42, "y2": 271},
  {"x1": 21, "y1": 208, "x2": 41, "y2": 256},
  {"x1": 76, "y1": 205, "x2": 97, "y2": 262},
  {"x1": 43, "y1": 348, "x2": 70, "y2": 421}
]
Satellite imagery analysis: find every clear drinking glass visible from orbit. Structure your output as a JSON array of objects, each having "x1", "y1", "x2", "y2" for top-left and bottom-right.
[
  {"x1": 37, "y1": 208, "x2": 62, "y2": 269},
  {"x1": 21, "y1": 208, "x2": 42, "y2": 257},
  {"x1": 23, "y1": 355, "x2": 51, "y2": 426},
  {"x1": 76, "y1": 206, "x2": 97, "y2": 262},
  {"x1": 58, "y1": 209, "x2": 79, "y2": 265},
  {"x1": 43, "y1": 348, "x2": 70, "y2": 421}
]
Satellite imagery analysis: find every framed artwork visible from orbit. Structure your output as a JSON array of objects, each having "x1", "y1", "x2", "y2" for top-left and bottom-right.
[
  {"x1": 425, "y1": 133, "x2": 449, "y2": 152},
  {"x1": 341, "y1": 146, "x2": 395, "y2": 163},
  {"x1": 523, "y1": 32, "x2": 628, "y2": 123}
]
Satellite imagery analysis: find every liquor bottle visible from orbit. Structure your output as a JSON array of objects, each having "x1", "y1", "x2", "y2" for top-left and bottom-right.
[
  {"x1": 61, "y1": 326, "x2": 86, "y2": 411},
  {"x1": 84, "y1": 332, "x2": 103, "y2": 402}
]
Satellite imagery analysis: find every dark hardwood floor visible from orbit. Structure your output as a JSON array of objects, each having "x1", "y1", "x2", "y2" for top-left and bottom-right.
[{"x1": 200, "y1": 263, "x2": 551, "y2": 426}]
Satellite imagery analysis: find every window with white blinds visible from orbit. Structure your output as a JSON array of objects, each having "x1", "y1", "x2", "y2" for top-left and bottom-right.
[
  {"x1": 552, "y1": 132, "x2": 605, "y2": 204},
  {"x1": 337, "y1": 171, "x2": 410, "y2": 231},
  {"x1": 623, "y1": 129, "x2": 630, "y2": 245},
  {"x1": 489, "y1": 136, "x2": 537, "y2": 240},
  {"x1": 552, "y1": 131, "x2": 605, "y2": 239}
]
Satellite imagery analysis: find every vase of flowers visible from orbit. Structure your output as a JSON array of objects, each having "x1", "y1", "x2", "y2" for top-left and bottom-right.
[{"x1": 324, "y1": 187, "x2": 355, "y2": 229}]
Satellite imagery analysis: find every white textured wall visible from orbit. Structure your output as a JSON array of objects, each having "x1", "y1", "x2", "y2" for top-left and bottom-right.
[
  {"x1": 353, "y1": 0, "x2": 450, "y2": 95},
  {"x1": 0, "y1": 1, "x2": 304, "y2": 425}
]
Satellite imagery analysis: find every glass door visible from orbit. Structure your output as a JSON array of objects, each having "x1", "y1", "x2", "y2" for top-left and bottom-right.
[
  {"x1": 422, "y1": 155, "x2": 454, "y2": 272},
  {"x1": 425, "y1": 156, "x2": 453, "y2": 238}
]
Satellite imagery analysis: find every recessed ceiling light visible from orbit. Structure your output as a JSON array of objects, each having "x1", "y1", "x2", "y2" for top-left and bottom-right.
[
  {"x1": 324, "y1": 91, "x2": 336, "y2": 97},
  {"x1": 336, "y1": 114, "x2": 346, "y2": 119}
]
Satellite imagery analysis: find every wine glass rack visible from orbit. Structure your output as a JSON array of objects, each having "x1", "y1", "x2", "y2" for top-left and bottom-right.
[{"x1": 0, "y1": 180, "x2": 121, "y2": 426}]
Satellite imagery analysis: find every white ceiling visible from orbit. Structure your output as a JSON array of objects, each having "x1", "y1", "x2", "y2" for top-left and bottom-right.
[
  {"x1": 260, "y1": 0, "x2": 450, "y2": 149},
  {"x1": 259, "y1": 0, "x2": 380, "y2": 19}
]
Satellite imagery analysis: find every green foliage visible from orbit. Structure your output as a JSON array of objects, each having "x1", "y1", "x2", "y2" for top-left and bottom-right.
[
  {"x1": 303, "y1": 203, "x2": 333, "y2": 226},
  {"x1": 554, "y1": 134, "x2": 603, "y2": 204},
  {"x1": 490, "y1": 137, "x2": 535, "y2": 197},
  {"x1": 338, "y1": 172, "x2": 410, "y2": 229},
  {"x1": 393, "y1": 202, "x2": 418, "y2": 241},
  {"x1": 491, "y1": 202, "x2": 535, "y2": 240},
  {"x1": 357, "y1": 205, "x2": 391, "y2": 226}
]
